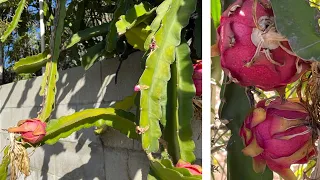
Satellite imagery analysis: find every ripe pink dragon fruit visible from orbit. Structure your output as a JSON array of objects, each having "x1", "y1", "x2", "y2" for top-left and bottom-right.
[
  {"x1": 8, "y1": 118, "x2": 46, "y2": 144},
  {"x1": 193, "y1": 60, "x2": 202, "y2": 96},
  {"x1": 240, "y1": 98, "x2": 317, "y2": 179},
  {"x1": 217, "y1": 0, "x2": 309, "y2": 91},
  {"x1": 176, "y1": 160, "x2": 202, "y2": 175}
]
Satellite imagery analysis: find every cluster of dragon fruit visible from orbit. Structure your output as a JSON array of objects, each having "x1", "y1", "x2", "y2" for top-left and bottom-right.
[{"x1": 217, "y1": 0, "x2": 318, "y2": 179}]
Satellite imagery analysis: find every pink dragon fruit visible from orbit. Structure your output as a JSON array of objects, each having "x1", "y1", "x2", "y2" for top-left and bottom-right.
[
  {"x1": 240, "y1": 98, "x2": 317, "y2": 179},
  {"x1": 217, "y1": 0, "x2": 309, "y2": 91},
  {"x1": 176, "y1": 160, "x2": 202, "y2": 175},
  {"x1": 8, "y1": 118, "x2": 46, "y2": 144},
  {"x1": 193, "y1": 60, "x2": 202, "y2": 96}
]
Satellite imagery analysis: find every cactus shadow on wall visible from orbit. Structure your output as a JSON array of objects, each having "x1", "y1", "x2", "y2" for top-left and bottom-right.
[{"x1": 35, "y1": 52, "x2": 144, "y2": 179}]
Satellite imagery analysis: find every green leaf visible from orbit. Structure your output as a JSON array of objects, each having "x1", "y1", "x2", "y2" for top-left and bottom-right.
[
  {"x1": 13, "y1": 50, "x2": 51, "y2": 74},
  {"x1": 115, "y1": 2, "x2": 155, "y2": 35},
  {"x1": 114, "y1": 92, "x2": 138, "y2": 111},
  {"x1": 65, "y1": 0, "x2": 85, "y2": 32},
  {"x1": 38, "y1": 0, "x2": 67, "y2": 121},
  {"x1": 144, "y1": 0, "x2": 172, "y2": 50},
  {"x1": 270, "y1": 0, "x2": 320, "y2": 61},
  {"x1": 0, "y1": 0, "x2": 8, "y2": 4},
  {"x1": 211, "y1": 0, "x2": 221, "y2": 29},
  {"x1": 43, "y1": 108, "x2": 139, "y2": 145},
  {"x1": 0, "y1": 146, "x2": 9, "y2": 180},
  {"x1": 63, "y1": 23, "x2": 109, "y2": 50},
  {"x1": 147, "y1": 173, "x2": 158, "y2": 180},
  {"x1": 43, "y1": 1, "x2": 49, "y2": 17},
  {"x1": 138, "y1": 0, "x2": 196, "y2": 153},
  {"x1": 105, "y1": 0, "x2": 133, "y2": 53},
  {"x1": 219, "y1": 82, "x2": 273, "y2": 180},
  {"x1": 149, "y1": 159, "x2": 201, "y2": 180},
  {"x1": 1, "y1": 0, "x2": 27, "y2": 42},
  {"x1": 164, "y1": 42, "x2": 196, "y2": 163},
  {"x1": 81, "y1": 41, "x2": 107, "y2": 70},
  {"x1": 125, "y1": 24, "x2": 151, "y2": 51},
  {"x1": 309, "y1": 0, "x2": 320, "y2": 10}
]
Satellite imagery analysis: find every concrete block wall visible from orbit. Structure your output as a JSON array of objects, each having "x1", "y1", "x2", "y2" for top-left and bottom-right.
[{"x1": 0, "y1": 52, "x2": 202, "y2": 180}]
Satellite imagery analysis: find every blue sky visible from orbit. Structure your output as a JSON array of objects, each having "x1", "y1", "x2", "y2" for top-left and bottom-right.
[{"x1": 4, "y1": 0, "x2": 72, "y2": 68}]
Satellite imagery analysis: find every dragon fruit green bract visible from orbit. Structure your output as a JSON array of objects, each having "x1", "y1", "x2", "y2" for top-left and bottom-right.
[
  {"x1": 217, "y1": 0, "x2": 308, "y2": 91},
  {"x1": 8, "y1": 118, "x2": 46, "y2": 144},
  {"x1": 240, "y1": 98, "x2": 317, "y2": 179}
]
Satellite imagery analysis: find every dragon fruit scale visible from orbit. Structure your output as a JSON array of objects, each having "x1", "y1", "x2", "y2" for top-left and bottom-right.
[{"x1": 217, "y1": 0, "x2": 309, "y2": 91}]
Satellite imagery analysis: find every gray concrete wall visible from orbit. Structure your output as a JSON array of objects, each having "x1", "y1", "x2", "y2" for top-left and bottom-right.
[{"x1": 0, "y1": 52, "x2": 202, "y2": 180}]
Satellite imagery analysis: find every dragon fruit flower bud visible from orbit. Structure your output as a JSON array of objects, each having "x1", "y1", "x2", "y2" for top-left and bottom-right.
[
  {"x1": 176, "y1": 160, "x2": 202, "y2": 175},
  {"x1": 134, "y1": 85, "x2": 141, "y2": 92},
  {"x1": 240, "y1": 98, "x2": 317, "y2": 179},
  {"x1": 8, "y1": 118, "x2": 46, "y2": 144},
  {"x1": 134, "y1": 85, "x2": 149, "y2": 92}
]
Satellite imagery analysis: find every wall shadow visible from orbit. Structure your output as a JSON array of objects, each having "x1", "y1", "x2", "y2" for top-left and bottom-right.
[
  {"x1": 40, "y1": 142, "x2": 66, "y2": 180},
  {"x1": 35, "y1": 52, "x2": 143, "y2": 179},
  {"x1": 0, "y1": 82, "x2": 17, "y2": 114},
  {"x1": 58, "y1": 135, "x2": 106, "y2": 179}
]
